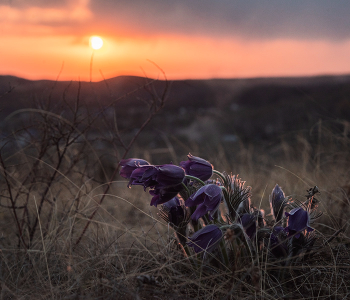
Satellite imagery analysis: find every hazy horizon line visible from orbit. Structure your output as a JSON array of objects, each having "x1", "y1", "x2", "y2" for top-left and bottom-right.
[{"x1": 2, "y1": 71, "x2": 350, "y2": 83}]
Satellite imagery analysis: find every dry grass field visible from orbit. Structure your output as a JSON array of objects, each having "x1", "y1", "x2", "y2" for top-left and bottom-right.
[{"x1": 0, "y1": 77, "x2": 349, "y2": 299}]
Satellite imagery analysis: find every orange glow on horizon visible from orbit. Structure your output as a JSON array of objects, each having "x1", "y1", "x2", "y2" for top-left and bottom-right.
[
  {"x1": 1, "y1": 1, "x2": 350, "y2": 83},
  {"x1": 1, "y1": 2, "x2": 350, "y2": 81},
  {"x1": 2, "y1": 32, "x2": 350, "y2": 82}
]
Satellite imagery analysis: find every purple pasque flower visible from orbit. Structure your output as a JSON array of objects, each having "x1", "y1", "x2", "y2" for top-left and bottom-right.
[
  {"x1": 187, "y1": 224, "x2": 223, "y2": 253},
  {"x1": 159, "y1": 197, "x2": 189, "y2": 245},
  {"x1": 128, "y1": 164, "x2": 185, "y2": 189},
  {"x1": 180, "y1": 154, "x2": 213, "y2": 181},
  {"x1": 238, "y1": 213, "x2": 257, "y2": 239},
  {"x1": 270, "y1": 226, "x2": 288, "y2": 258},
  {"x1": 270, "y1": 184, "x2": 286, "y2": 222},
  {"x1": 185, "y1": 184, "x2": 222, "y2": 221},
  {"x1": 159, "y1": 197, "x2": 187, "y2": 227},
  {"x1": 119, "y1": 158, "x2": 150, "y2": 179},
  {"x1": 285, "y1": 207, "x2": 314, "y2": 238},
  {"x1": 149, "y1": 184, "x2": 184, "y2": 207}
]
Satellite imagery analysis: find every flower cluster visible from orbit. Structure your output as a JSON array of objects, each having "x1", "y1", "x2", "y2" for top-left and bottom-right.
[
  {"x1": 120, "y1": 158, "x2": 185, "y2": 207},
  {"x1": 120, "y1": 154, "x2": 321, "y2": 267}
]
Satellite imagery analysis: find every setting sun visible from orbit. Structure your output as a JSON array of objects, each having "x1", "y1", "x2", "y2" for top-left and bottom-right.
[{"x1": 90, "y1": 36, "x2": 103, "y2": 50}]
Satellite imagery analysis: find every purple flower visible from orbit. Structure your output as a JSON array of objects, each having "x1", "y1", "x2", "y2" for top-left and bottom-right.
[
  {"x1": 185, "y1": 184, "x2": 222, "y2": 221},
  {"x1": 285, "y1": 207, "x2": 314, "y2": 238},
  {"x1": 128, "y1": 164, "x2": 185, "y2": 189},
  {"x1": 180, "y1": 154, "x2": 213, "y2": 181},
  {"x1": 239, "y1": 213, "x2": 256, "y2": 239},
  {"x1": 119, "y1": 158, "x2": 150, "y2": 179},
  {"x1": 149, "y1": 184, "x2": 184, "y2": 207},
  {"x1": 187, "y1": 224, "x2": 223, "y2": 253},
  {"x1": 270, "y1": 226, "x2": 285, "y2": 244},
  {"x1": 159, "y1": 197, "x2": 189, "y2": 245},
  {"x1": 160, "y1": 197, "x2": 187, "y2": 227},
  {"x1": 270, "y1": 226, "x2": 288, "y2": 258},
  {"x1": 270, "y1": 184, "x2": 286, "y2": 222}
]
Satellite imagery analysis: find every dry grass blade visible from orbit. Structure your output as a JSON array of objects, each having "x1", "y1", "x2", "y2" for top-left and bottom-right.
[{"x1": 34, "y1": 196, "x2": 54, "y2": 299}]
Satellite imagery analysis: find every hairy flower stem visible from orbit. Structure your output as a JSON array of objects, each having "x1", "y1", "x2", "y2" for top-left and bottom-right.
[
  {"x1": 184, "y1": 175, "x2": 205, "y2": 186},
  {"x1": 219, "y1": 240, "x2": 230, "y2": 266},
  {"x1": 213, "y1": 170, "x2": 227, "y2": 184},
  {"x1": 219, "y1": 225, "x2": 230, "y2": 231},
  {"x1": 181, "y1": 182, "x2": 190, "y2": 196},
  {"x1": 175, "y1": 232, "x2": 199, "y2": 269},
  {"x1": 192, "y1": 220, "x2": 202, "y2": 232},
  {"x1": 183, "y1": 245, "x2": 191, "y2": 257},
  {"x1": 202, "y1": 215, "x2": 211, "y2": 225}
]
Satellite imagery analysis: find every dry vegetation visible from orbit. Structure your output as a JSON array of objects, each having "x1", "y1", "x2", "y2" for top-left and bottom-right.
[{"x1": 0, "y1": 79, "x2": 349, "y2": 300}]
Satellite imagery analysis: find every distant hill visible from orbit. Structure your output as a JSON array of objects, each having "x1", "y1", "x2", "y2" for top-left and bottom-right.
[{"x1": 0, "y1": 74, "x2": 349, "y2": 148}]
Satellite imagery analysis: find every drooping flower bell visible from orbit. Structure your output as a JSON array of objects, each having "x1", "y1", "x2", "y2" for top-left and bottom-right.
[
  {"x1": 187, "y1": 224, "x2": 223, "y2": 253},
  {"x1": 160, "y1": 197, "x2": 188, "y2": 227},
  {"x1": 159, "y1": 197, "x2": 189, "y2": 245},
  {"x1": 185, "y1": 184, "x2": 222, "y2": 221},
  {"x1": 269, "y1": 226, "x2": 288, "y2": 258},
  {"x1": 285, "y1": 207, "x2": 314, "y2": 238},
  {"x1": 180, "y1": 154, "x2": 213, "y2": 181},
  {"x1": 119, "y1": 158, "x2": 150, "y2": 179},
  {"x1": 149, "y1": 184, "x2": 184, "y2": 207},
  {"x1": 270, "y1": 184, "x2": 287, "y2": 222},
  {"x1": 238, "y1": 213, "x2": 257, "y2": 239},
  {"x1": 128, "y1": 164, "x2": 185, "y2": 189}
]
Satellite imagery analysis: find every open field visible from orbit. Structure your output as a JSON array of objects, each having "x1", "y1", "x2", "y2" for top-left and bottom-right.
[{"x1": 0, "y1": 75, "x2": 349, "y2": 299}]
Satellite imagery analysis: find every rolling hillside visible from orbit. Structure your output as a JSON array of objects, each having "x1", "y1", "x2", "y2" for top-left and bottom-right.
[{"x1": 0, "y1": 74, "x2": 349, "y2": 155}]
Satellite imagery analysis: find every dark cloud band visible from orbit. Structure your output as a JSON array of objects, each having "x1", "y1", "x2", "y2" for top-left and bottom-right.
[{"x1": 90, "y1": 0, "x2": 350, "y2": 40}]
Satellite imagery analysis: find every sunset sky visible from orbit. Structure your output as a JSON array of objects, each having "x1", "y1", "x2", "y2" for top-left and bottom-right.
[{"x1": 1, "y1": 0, "x2": 350, "y2": 81}]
